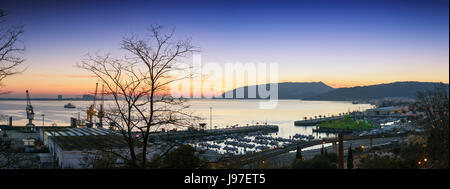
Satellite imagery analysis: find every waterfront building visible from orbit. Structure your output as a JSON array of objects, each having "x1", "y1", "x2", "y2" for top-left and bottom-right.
[
  {"x1": 365, "y1": 106, "x2": 409, "y2": 116},
  {"x1": 82, "y1": 94, "x2": 95, "y2": 100},
  {"x1": 40, "y1": 128, "x2": 156, "y2": 168}
]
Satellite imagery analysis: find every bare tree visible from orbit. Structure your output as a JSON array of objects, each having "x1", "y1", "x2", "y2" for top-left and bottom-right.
[
  {"x1": 79, "y1": 25, "x2": 199, "y2": 168},
  {"x1": 414, "y1": 85, "x2": 449, "y2": 168},
  {"x1": 0, "y1": 9, "x2": 25, "y2": 94},
  {"x1": 0, "y1": 10, "x2": 28, "y2": 168}
]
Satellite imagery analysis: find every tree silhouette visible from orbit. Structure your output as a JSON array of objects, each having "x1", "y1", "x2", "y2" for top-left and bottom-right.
[
  {"x1": 79, "y1": 25, "x2": 199, "y2": 168},
  {"x1": 347, "y1": 145, "x2": 353, "y2": 169},
  {"x1": 0, "y1": 9, "x2": 25, "y2": 94}
]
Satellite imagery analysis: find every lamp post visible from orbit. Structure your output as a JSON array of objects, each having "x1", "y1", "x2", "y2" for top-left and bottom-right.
[
  {"x1": 209, "y1": 107, "x2": 212, "y2": 130},
  {"x1": 41, "y1": 114, "x2": 45, "y2": 126}
]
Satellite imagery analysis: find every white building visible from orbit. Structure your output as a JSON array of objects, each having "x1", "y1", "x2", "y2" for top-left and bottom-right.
[{"x1": 40, "y1": 128, "x2": 156, "y2": 168}]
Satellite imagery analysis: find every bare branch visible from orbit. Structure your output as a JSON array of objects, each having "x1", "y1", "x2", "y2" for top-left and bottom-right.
[{"x1": 0, "y1": 12, "x2": 25, "y2": 91}]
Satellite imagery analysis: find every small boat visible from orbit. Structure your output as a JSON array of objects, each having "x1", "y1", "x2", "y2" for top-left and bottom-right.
[{"x1": 64, "y1": 103, "x2": 76, "y2": 108}]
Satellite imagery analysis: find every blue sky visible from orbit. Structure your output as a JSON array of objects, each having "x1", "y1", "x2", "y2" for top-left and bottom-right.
[{"x1": 0, "y1": 0, "x2": 448, "y2": 97}]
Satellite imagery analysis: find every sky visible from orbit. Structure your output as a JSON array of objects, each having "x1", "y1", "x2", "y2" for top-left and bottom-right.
[{"x1": 0, "y1": 0, "x2": 448, "y2": 97}]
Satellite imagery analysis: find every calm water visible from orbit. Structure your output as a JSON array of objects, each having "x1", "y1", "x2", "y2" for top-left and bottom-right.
[{"x1": 0, "y1": 99, "x2": 373, "y2": 138}]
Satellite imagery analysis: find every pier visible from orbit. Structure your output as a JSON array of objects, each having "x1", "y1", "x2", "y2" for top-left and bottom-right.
[
  {"x1": 294, "y1": 113, "x2": 410, "y2": 126},
  {"x1": 294, "y1": 116, "x2": 344, "y2": 126},
  {"x1": 0, "y1": 125, "x2": 71, "y2": 130},
  {"x1": 150, "y1": 124, "x2": 279, "y2": 141}
]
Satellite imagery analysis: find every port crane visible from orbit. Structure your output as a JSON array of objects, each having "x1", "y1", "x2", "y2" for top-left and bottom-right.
[
  {"x1": 25, "y1": 90, "x2": 36, "y2": 131},
  {"x1": 86, "y1": 83, "x2": 98, "y2": 127},
  {"x1": 96, "y1": 84, "x2": 105, "y2": 128}
]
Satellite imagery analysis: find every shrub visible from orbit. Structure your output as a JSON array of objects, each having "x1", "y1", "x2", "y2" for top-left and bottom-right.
[
  {"x1": 358, "y1": 155, "x2": 415, "y2": 169},
  {"x1": 292, "y1": 153, "x2": 337, "y2": 169}
]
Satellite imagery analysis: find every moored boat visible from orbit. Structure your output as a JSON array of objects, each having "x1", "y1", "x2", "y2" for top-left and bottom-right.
[{"x1": 64, "y1": 103, "x2": 76, "y2": 108}]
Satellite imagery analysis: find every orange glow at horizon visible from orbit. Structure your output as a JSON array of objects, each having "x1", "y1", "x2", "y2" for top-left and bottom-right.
[
  {"x1": 1, "y1": 64, "x2": 449, "y2": 97},
  {"x1": 3, "y1": 76, "x2": 449, "y2": 97}
]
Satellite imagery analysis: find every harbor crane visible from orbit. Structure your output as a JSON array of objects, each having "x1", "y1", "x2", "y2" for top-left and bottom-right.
[
  {"x1": 96, "y1": 84, "x2": 105, "y2": 128},
  {"x1": 86, "y1": 83, "x2": 98, "y2": 127},
  {"x1": 25, "y1": 90, "x2": 36, "y2": 131}
]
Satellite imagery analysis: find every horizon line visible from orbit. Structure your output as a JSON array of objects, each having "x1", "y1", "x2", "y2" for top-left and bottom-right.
[{"x1": 1, "y1": 80, "x2": 448, "y2": 97}]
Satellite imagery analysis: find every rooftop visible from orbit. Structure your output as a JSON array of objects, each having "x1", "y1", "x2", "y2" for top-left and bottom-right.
[
  {"x1": 50, "y1": 135, "x2": 141, "y2": 151},
  {"x1": 42, "y1": 127, "x2": 118, "y2": 137}
]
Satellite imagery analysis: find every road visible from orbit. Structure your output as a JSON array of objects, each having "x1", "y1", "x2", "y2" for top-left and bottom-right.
[{"x1": 224, "y1": 132, "x2": 410, "y2": 168}]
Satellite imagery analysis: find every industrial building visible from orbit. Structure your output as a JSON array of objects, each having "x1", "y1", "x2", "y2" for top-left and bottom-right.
[
  {"x1": 365, "y1": 106, "x2": 409, "y2": 116},
  {"x1": 40, "y1": 128, "x2": 156, "y2": 168},
  {"x1": 39, "y1": 127, "x2": 118, "y2": 146}
]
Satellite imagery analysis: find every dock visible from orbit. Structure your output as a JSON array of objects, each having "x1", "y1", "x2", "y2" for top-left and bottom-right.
[
  {"x1": 150, "y1": 124, "x2": 279, "y2": 141},
  {"x1": 0, "y1": 125, "x2": 71, "y2": 130},
  {"x1": 294, "y1": 113, "x2": 410, "y2": 126},
  {"x1": 294, "y1": 116, "x2": 344, "y2": 126}
]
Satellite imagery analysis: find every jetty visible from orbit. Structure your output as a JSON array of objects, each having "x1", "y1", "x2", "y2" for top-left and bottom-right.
[
  {"x1": 294, "y1": 116, "x2": 344, "y2": 126},
  {"x1": 312, "y1": 127, "x2": 354, "y2": 133},
  {"x1": 0, "y1": 125, "x2": 71, "y2": 130},
  {"x1": 150, "y1": 124, "x2": 279, "y2": 141}
]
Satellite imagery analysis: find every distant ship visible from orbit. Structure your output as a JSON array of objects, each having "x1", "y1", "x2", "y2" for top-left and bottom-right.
[{"x1": 64, "y1": 103, "x2": 76, "y2": 108}]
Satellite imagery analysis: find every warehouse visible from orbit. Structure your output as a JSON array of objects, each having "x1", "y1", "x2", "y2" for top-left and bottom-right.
[{"x1": 41, "y1": 128, "x2": 156, "y2": 168}]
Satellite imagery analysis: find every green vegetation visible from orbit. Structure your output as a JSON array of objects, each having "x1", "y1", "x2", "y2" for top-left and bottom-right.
[
  {"x1": 356, "y1": 143, "x2": 430, "y2": 169},
  {"x1": 295, "y1": 147, "x2": 303, "y2": 161},
  {"x1": 368, "y1": 146, "x2": 381, "y2": 152},
  {"x1": 358, "y1": 156, "x2": 415, "y2": 169},
  {"x1": 292, "y1": 153, "x2": 338, "y2": 169},
  {"x1": 158, "y1": 145, "x2": 209, "y2": 169},
  {"x1": 82, "y1": 145, "x2": 209, "y2": 169},
  {"x1": 318, "y1": 115, "x2": 379, "y2": 130},
  {"x1": 305, "y1": 81, "x2": 448, "y2": 101},
  {"x1": 414, "y1": 85, "x2": 449, "y2": 168},
  {"x1": 347, "y1": 146, "x2": 354, "y2": 169}
]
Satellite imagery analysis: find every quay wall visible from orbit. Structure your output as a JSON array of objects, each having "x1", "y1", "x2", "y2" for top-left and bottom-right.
[
  {"x1": 150, "y1": 125, "x2": 279, "y2": 140},
  {"x1": 294, "y1": 116, "x2": 344, "y2": 126}
]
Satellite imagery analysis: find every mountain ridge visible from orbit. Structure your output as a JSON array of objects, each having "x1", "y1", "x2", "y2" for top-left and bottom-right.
[
  {"x1": 221, "y1": 81, "x2": 449, "y2": 100},
  {"x1": 304, "y1": 81, "x2": 449, "y2": 101},
  {"x1": 221, "y1": 81, "x2": 334, "y2": 99}
]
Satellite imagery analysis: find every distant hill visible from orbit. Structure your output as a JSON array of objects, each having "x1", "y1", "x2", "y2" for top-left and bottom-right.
[
  {"x1": 221, "y1": 82, "x2": 334, "y2": 99},
  {"x1": 304, "y1": 81, "x2": 449, "y2": 101}
]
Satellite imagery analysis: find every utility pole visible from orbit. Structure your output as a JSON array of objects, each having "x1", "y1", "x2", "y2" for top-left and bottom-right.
[{"x1": 210, "y1": 107, "x2": 212, "y2": 130}]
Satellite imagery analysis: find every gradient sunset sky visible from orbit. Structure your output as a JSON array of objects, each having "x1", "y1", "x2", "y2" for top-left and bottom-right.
[{"x1": 0, "y1": 0, "x2": 448, "y2": 97}]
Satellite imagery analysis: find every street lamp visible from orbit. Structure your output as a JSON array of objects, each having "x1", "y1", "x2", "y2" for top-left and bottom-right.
[
  {"x1": 209, "y1": 107, "x2": 212, "y2": 130},
  {"x1": 41, "y1": 114, "x2": 45, "y2": 126}
]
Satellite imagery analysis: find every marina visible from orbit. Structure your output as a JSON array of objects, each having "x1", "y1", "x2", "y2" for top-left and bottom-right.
[
  {"x1": 0, "y1": 90, "x2": 429, "y2": 169},
  {"x1": 0, "y1": 99, "x2": 374, "y2": 138}
]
